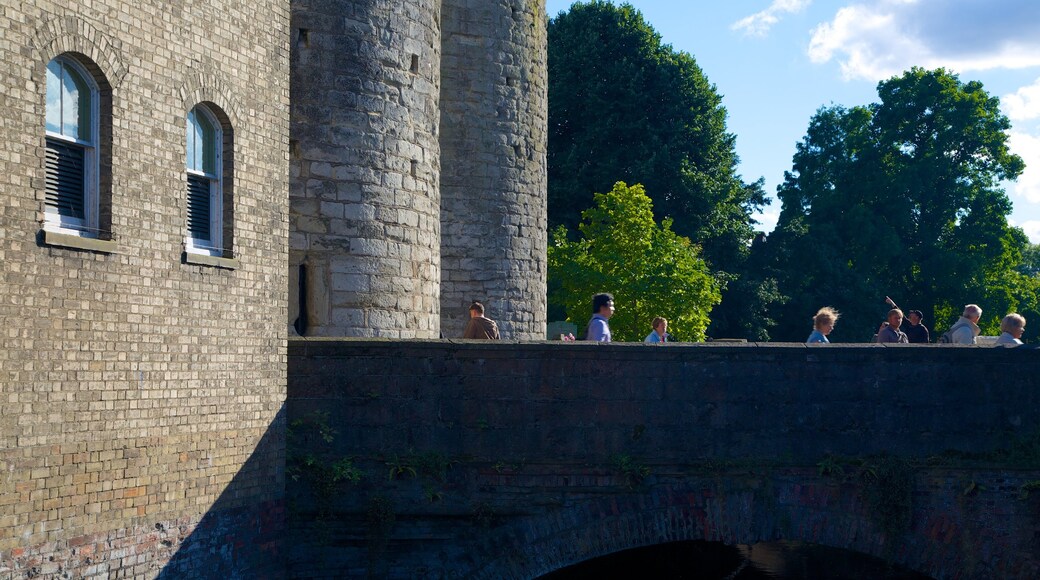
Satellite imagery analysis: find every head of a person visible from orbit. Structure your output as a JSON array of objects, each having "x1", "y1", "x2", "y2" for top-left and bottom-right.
[
  {"x1": 652, "y1": 316, "x2": 668, "y2": 336},
  {"x1": 592, "y1": 293, "x2": 615, "y2": 318},
  {"x1": 813, "y1": 307, "x2": 839, "y2": 334},
  {"x1": 887, "y1": 308, "x2": 904, "y2": 328},
  {"x1": 1000, "y1": 313, "x2": 1026, "y2": 338},
  {"x1": 469, "y1": 301, "x2": 484, "y2": 318},
  {"x1": 963, "y1": 304, "x2": 982, "y2": 323},
  {"x1": 908, "y1": 310, "x2": 923, "y2": 325}
]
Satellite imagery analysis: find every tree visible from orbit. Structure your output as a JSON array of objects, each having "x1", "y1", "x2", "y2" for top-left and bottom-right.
[
  {"x1": 762, "y1": 68, "x2": 1028, "y2": 341},
  {"x1": 548, "y1": 182, "x2": 721, "y2": 341},
  {"x1": 547, "y1": 1, "x2": 765, "y2": 268}
]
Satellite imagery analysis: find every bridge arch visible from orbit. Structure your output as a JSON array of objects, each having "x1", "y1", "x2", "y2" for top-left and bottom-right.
[{"x1": 463, "y1": 481, "x2": 951, "y2": 579}]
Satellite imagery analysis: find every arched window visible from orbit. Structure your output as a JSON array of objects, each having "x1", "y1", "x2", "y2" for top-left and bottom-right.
[
  {"x1": 45, "y1": 55, "x2": 99, "y2": 235},
  {"x1": 186, "y1": 105, "x2": 223, "y2": 255}
]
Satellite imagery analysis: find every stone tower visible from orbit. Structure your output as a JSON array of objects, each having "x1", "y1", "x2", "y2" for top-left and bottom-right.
[
  {"x1": 289, "y1": 0, "x2": 548, "y2": 339},
  {"x1": 289, "y1": 0, "x2": 443, "y2": 338},
  {"x1": 439, "y1": 0, "x2": 549, "y2": 340}
]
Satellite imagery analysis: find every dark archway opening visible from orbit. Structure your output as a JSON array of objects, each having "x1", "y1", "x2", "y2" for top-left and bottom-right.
[{"x1": 538, "y1": 540, "x2": 934, "y2": 579}]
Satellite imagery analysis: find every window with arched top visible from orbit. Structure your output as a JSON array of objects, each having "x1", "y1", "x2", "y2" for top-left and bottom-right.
[
  {"x1": 185, "y1": 105, "x2": 224, "y2": 255},
  {"x1": 45, "y1": 55, "x2": 99, "y2": 235}
]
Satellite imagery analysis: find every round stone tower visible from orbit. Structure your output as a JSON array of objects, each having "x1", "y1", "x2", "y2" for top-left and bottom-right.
[
  {"x1": 289, "y1": 0, "x2": 442, "y2": 338},
  {"x1": 439, "y1": 0, "x2": 549, "y2": 340}
]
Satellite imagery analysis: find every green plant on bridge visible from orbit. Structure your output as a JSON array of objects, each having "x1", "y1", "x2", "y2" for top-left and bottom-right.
[
  {"x1": 612, "y1": 454, "x2": 651, "y2": 490},
  {"x1": 286, "y1": 411, "x2": 363, "y2": 542},
  {"x1": 385, "y1": 450, "x2": 457, "y2": 503},
  {"x1": 287, "y1": 412, "x2": 363, "y2": 493}
]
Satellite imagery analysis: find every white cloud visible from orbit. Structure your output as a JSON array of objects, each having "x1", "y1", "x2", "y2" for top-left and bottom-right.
[
  {"x1": 808, "y1": 0, "x2": 1040, "y2": 81},
  {"x1": 1004, "y1": 77, "x2": 1040, "y2": 122},
  {"x1": 1008, "y1": 129, "x2": 1040, "y2": 205},
  {"x1": 732, "y1": 0, "x2": 812, "y2": 37},
  {"x1": 1009, "y1": 218, "x2": 1040, "y2": 244},
  {"x1": 755, "y1": 209, "x2": 781, "y2": 234}
]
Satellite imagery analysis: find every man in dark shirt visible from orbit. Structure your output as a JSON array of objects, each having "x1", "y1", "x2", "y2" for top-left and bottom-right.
[
  {"x1": 462, "y1": 301, "x2": 500, "y2": 339},
  {"x1": 884, "y1": 297, "x2": 930, "y2": 343},
  {"x1": 904, "y1": 309, "x2": 930, "y2": 343}
]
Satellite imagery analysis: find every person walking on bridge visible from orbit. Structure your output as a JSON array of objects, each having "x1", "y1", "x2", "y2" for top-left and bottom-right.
[
  {"x1": 586, "y1": 293, "x2": 614, "y2": 342},
  {"x1": 462, "y1": 301, "x2": 500, "y2": 340},
  {"x1": 884, "y1": 296, "x2": 930, "y2": 343},
  {"x1": 946, "y1": 304, "x2": 982, "y2": 344}
]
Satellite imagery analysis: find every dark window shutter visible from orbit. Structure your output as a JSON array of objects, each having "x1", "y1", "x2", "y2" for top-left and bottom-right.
[
  {"x1": 187, "y1": 174, "x2": 212, "y2": 241},
  {"x1": 45, "y1": 137, "x2": 86, "y2": 220}
]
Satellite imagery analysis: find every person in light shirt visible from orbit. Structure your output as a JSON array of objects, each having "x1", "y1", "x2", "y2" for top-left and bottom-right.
[
  {"x1": 995, "y1": 313, "x2": 1026, "y2": 346},
  {"x1": 644, "y1": 317, "x2": 667, "y2": 344},
  {"x1": 586, "y1": 293, "x2": 614, "y2": 342},
  {"x1": 807, "y1": 307, "x2": 839, "y2": 344}
]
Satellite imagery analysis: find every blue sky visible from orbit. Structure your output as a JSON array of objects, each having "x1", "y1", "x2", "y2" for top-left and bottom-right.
[{"x1": 545, "y1": 0, "x2": 1040, "y2": 242}]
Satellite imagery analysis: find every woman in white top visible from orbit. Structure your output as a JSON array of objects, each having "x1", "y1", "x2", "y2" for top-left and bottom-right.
[{"x1": 995, "y1": 313, "x2": 1026, "y2": 345}]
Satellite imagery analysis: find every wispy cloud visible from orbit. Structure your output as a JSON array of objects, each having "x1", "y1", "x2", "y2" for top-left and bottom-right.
[
  {"x1": 1004, "y1": 77, "x2": 1040, "y2": 122},
  {"x1": 1008, "y1": 130, "x2": 1040, "y2": 205},
  {"x1": 732, "y1": 0, "x2": 812, "y2": 37},
  {"x1": 808, "y1": 0, "x2": 1040, "y2": 81},
  {"x1": 1003, "y1": 80, "x2": 1040, "y2": 236},
  {"x1": 1009, "y1": 218, "x2": 1040, "y2": 244},
  {"x1": 754, "y1": 209, "x2": 781, "y2": 233}
]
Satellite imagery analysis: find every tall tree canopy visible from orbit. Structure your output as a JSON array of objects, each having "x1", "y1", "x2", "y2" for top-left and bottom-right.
[
  {"x1": 762, "y1": 67, "x2": 1031, "y2": 341},
  {"x1": 547, "y1": 1, "x2": 765, "y2": 268},
  {"x1": 548, "y1": 182, "x2": 721, "y2": 342}
]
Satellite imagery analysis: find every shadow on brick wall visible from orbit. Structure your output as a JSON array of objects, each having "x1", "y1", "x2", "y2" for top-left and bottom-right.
[{"x1": 156, "y1": 404, "x2": 286, "y2": 579}]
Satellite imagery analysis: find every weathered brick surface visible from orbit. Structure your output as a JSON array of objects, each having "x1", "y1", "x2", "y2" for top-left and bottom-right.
[
  {"x1": 1, "y1": 1, "x2": 289, "y2": 577},
  {"x1": 288, "y1": 0, "x2": 443, "y2": 339},
  {"x1": 287, "y1": 339, "x2": 1040, "y2": 578},
  {"x1": 439, "y1": 0, "x2": 549, "y2": 340}
]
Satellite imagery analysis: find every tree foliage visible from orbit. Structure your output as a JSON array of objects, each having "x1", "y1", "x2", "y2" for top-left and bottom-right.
[
  {"x1": 548, "y1": 182, "x2": 722, "y2": 342},
  {"x1": 761, "y1": 67, "x2": 1031, "y2": 341},
  {"x1": 547, "y1": 1, "x2": 766, "y2": 268}
]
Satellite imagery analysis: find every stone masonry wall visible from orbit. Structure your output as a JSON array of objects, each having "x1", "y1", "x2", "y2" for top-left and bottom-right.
[
  {"x1": 289, "y1": 0, "x2": 442, "y2": 339},
  {"x1": 0, "y1": 2, "x2": 289, "y2": 577},
  {"x1": 287, "y1": 339, "x2": 1040, "y2": 578},
  {"x1": 439, "y1": 0, "x2": 549, "y2": 340}
]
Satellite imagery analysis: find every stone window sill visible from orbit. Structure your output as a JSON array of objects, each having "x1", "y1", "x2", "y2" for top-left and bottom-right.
[
  {"x1": 183, "y1": 251, "x2": 239, "y2": 270},
  {"x1": 41, "y1": 229, "x2": 119, "y2": 254}
]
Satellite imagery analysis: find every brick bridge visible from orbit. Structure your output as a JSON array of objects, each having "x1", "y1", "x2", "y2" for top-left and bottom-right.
[{"x1": 285, "y1": 340, "x2": 1040, "y2": 579}]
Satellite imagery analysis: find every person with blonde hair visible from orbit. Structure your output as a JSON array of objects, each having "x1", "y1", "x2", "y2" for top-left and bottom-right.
[
  {"x1": 945, "y1": 304, "x2": 982, "y2": 344},
  {"x1": 807, "y1": 307, "x2": 839, "y2": 343},
  {"x1": 995, "y1": 313, "x2": 1026, "y2": 346},
  {"x1": 876, "y1": 309, "x2": 909, "y2": 343}
]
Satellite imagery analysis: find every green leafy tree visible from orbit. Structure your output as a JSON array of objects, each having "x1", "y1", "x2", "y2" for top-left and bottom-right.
[
  {"x1": 547, "y1": 1, "x2": 766, "y2": 268},
  {"x1": 548, "y1": 181, "x2": 721, "y2": 341},
  {"x1": 763, "y1": 68, "x2": 1028, "y2": 341}
]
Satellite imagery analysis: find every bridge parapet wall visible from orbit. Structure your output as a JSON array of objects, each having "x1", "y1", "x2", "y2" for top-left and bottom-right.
[{"x1": 287, "y1": 339, "x2": 1040, "y2": 578}]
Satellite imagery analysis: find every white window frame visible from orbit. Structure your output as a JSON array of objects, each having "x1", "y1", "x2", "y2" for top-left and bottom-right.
[
  {"x1": 44, "y1": 55, "x2": 100, "y2": 237},
  {"x1": 185, "y1": 105, "x2": 224, "y2": 256}
]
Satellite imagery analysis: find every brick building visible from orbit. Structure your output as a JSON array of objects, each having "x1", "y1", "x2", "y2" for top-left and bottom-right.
[
  {"x1": 1, "y1": 0, "x2": 547, "y2": 576},
  {"x1": 0, "y1": 0, "x2": 290, "y2": 576}
]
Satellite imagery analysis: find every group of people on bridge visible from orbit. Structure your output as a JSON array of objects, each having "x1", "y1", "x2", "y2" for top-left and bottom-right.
[
  {"x1": 808, "y1": 298, "x2": 1027, "y2": 346},
  {"x1": 459, "y1": 292, "x2": 1026, "y2": 346}
]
